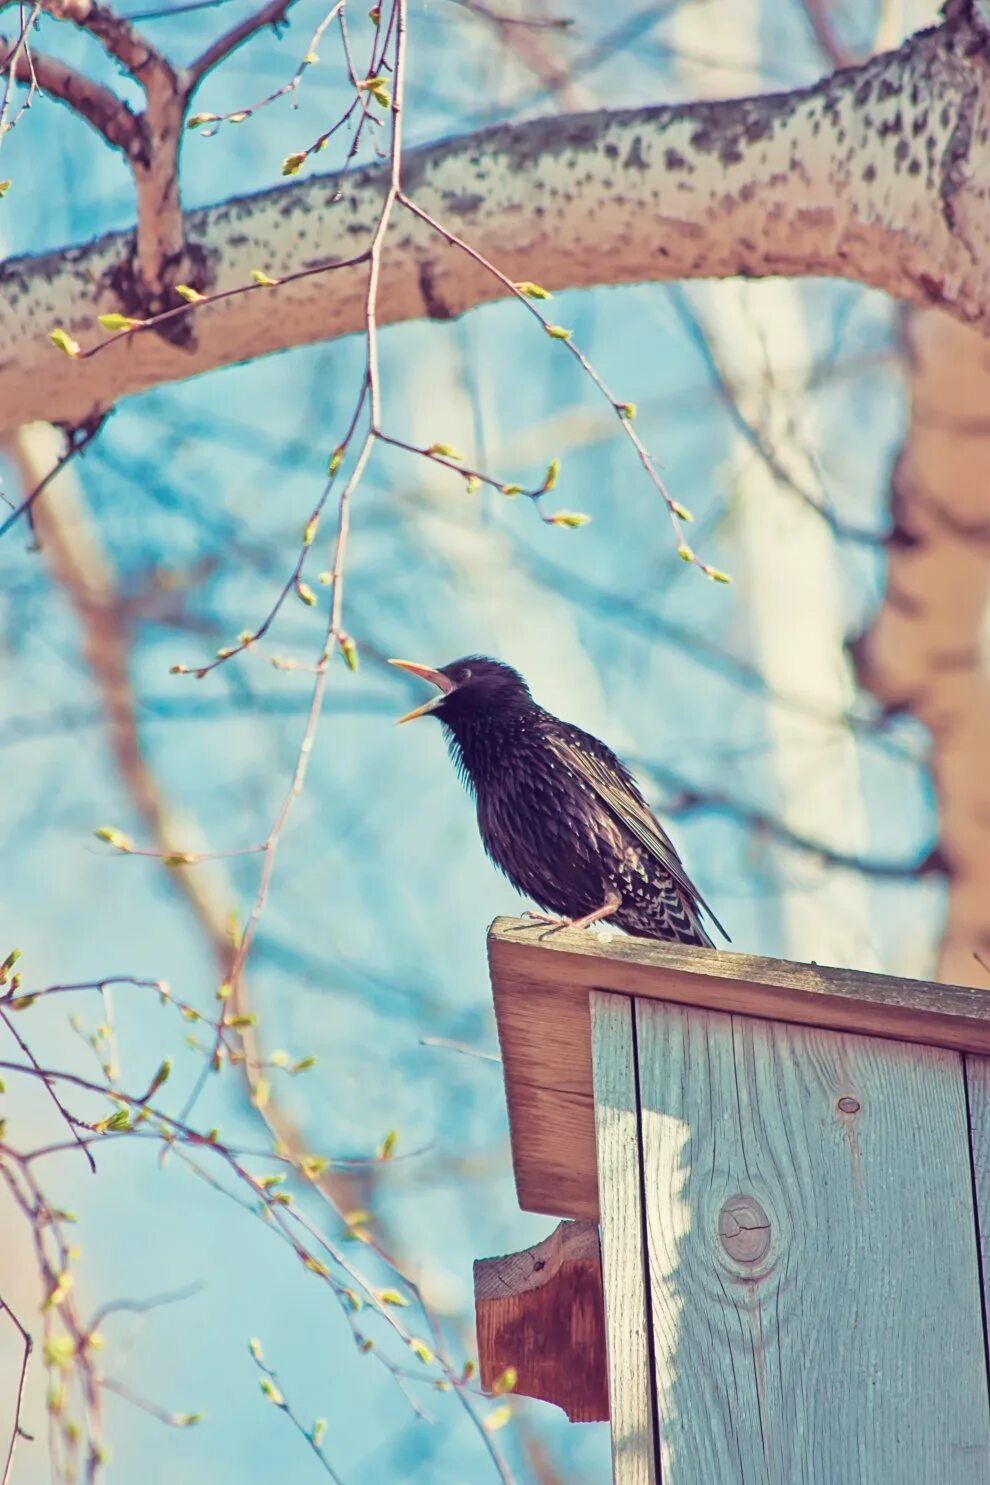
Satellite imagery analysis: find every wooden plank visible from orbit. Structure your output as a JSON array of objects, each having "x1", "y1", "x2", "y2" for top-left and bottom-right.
[
  {"x1": 488, "y1": 917, "x2": 990, "y2": 1218},
  {"x1": 490, "y1": 918, "x2": 990, "y2": 1054},
  {"x1": 591, "y1": 992, "x2": 657, "y2": 1485},
  {"x1": 491, "y1": 953, "x2": 598, "y2": 1219},
  {"x1": 964, "y1": 1052, "x2": 990, "y2": 1368},
  {"x1": 635, "y1": 998, "x2": 990, "y2": 1482},
  {"x1": 474, "y1": 1219, "x2": 608, "y2": 1422}
]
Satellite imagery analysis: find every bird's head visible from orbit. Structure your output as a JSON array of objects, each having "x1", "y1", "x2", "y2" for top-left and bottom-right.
[{"x1": 388, "y1": 655, "x2": 532, "y2": 727}]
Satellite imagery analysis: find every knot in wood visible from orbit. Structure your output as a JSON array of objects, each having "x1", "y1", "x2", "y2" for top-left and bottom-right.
[
  {"x1": 718, "y1": 1193, "x2": 771, "y2": 1265},
  {"x1": 838, "y1": 1096, "x2": 861, "y2": 1114}
]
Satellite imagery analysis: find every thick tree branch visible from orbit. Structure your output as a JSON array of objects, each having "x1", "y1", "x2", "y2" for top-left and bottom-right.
[
  {"x1": 38, "y1": 0, "x2": 167, "y2": 85},
  {"x1": 4, "y1": 7, "x2": 990, "y2": 431},
  {"x1": 0, "y1": 33, "x2": 141, "y2": 153},
  {"x1": 30, "y1": 0, "x2": 184, "y2": 296},
  {"x1": 185, "y1": 0, "x2": 299, "y2": 91}
]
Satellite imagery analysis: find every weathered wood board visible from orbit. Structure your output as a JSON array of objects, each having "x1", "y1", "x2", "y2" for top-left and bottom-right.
[
  {"x1": 591, "y1": 992, "x2": 657, "y2": 1485},
  {"x1": 631, "y1": 997, "x2": 990, "y2": 1482},
  {"x1": 488, "y1": 917, "x2": 990, "y2": 1219},
  {"x1": 964, "y1": 1053, "x2": 990, "y2": 1338}
]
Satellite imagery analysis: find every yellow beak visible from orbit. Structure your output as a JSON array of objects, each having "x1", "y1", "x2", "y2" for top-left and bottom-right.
[{"x1": 388, "y1": 659, "x2": 456, "y2": 724}]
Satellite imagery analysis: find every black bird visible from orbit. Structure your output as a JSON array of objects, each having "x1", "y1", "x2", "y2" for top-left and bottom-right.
[{"x1": 389, "y1": 655, "x2": 727, "y2": 947}]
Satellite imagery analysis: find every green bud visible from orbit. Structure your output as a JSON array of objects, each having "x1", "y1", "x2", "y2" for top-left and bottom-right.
[
  {"x1": 49, "y1": 328, "x2": 80, "y2": 358},
  {"x1": 379, "y1": 1128, "x2": 398, "y2": 1159},
  {"x1": 94, "y1": 827, "x2": 133, "y2": 852},
  {"x1": 98, "y1": 313, "x2": 143, "y2": 332},
  {"x1": 492, "y1": 1365, "x2": 517, "y2": 1394},
  {"x1": 147, "y1": 1059, "x2": 171, "y2": 1097}
]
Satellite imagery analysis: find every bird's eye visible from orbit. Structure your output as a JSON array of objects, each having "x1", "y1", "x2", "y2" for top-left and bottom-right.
[{"x1": 461, "y1": 668, "x2": 472, "y2": 682}]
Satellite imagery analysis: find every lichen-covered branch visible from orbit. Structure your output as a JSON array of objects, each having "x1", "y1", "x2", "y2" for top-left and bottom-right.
[{"x1": 4, "y1": 2, "x2": 990, "y2": 431}]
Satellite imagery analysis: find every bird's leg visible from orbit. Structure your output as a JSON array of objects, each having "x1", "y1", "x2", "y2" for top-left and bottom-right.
[{"x1": 522, "y1": 895, "x2": 622, "y2": 937}]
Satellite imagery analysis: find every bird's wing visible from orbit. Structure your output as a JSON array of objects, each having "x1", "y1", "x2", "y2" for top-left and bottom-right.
[{"x1": 547, "y1": 728, "x2": 730, "y2": 943}]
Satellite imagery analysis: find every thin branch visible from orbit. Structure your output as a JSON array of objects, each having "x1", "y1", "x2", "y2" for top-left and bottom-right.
[
  {"x1": 0, "y1": 1297, "x2": 33, "y2": 1485},
  {"x1": 643, "y1": 758, "x2": 942, "y2": 881},
  {"x1": 124, "y1": 0, "x2": 239, "y2": 17},
  {"x1": 0, "y1": 1006, "x2": 96, "y2": 1172},
  {"x1": 0, "y1": 417, "x2": 105, "y2": 541},
  {"x1": 0, "y1": 1, "x2": 42, "y2": 147},
  {"x1": 186, "y1": 0, "x2": 300, "y2": 90},
  {"x1": 0, "y1": 33, "x2": 141, "y2": 153},
  {"x1": 665, "y1": 285, "x2": 884, "y2": 545},
  {"x1": 797, "y1": 0, "x2": 855, "y2": 69}
]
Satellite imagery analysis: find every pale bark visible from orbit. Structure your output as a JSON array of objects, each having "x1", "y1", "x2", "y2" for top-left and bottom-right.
[
  {"x1": 5, "y1": 2, "x2": 990, "y2": 431},
  {"x1": 674, "y1": 2, "x2": 879, "y2": 972}
]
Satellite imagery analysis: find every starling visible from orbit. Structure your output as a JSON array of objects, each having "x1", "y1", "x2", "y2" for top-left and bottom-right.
[{"x1": 389, "y1": 655, "x2": 727, "y2": 947}]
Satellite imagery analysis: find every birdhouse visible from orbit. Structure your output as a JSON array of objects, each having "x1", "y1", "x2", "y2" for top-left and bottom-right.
[{"x1": 474, "y1": 918, "x2": 990, "y2": 1482}]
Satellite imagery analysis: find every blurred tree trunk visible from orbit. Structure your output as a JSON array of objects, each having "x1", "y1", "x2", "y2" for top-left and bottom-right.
[{"x1": 855, "y1": 309, "x2": 990, "y2": 984}]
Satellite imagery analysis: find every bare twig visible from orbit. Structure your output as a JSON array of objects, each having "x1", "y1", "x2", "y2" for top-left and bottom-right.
[
  {"x1": 1, "y1": 30, "x2": 141, "y2": 153},
  {"x1": 0, "y1": 417, "x2": 105, "y2": 541},
  {"x1": 0, "y1": 1006, "x2": 96, "y2": 1172},
  {"x1": 0, "y1": 1, "x2": 42, "y2": 147},
  {"x1": 0, "y1": 1296, "x2": 33, "y2": 1485},
  {"x1": 250, "y1": 1345, "x2": 348, "y2": 1484}
]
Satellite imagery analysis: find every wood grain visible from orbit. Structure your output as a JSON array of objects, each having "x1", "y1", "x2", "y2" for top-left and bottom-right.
[
  {"x1": 474, "y1": 1219, "x2": 608, "y2": 1422},
  {"x1": 964, "y1": 1052, "x2": 990, "y2": 1361},
  {"x1": 490, "y1": 918, "x2": 990, "y2": 1052},
  {"x1": 591, "y1": 992, "x2": 657, "y2": 1485},
  {"x1": 634, "y1": 998, "x2": 990, "y2": 1482},
  {"x1": 488, "y1": 917, "x2": 990, "y2": 1218}
]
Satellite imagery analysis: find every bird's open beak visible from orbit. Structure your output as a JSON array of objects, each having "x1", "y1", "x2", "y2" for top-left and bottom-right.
[{"x1": 388, "y1": 659, "x2": 456, "y2": 724}]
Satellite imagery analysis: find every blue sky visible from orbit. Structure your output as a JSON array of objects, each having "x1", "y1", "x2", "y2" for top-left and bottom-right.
[{"x1": 0, "y1": 1, "x2": 939, "y2": 1480}]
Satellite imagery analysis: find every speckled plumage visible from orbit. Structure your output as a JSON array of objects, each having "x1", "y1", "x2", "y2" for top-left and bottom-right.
[{"x1": 401, "y1": 656, "x2": 726, "y2": 948}]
